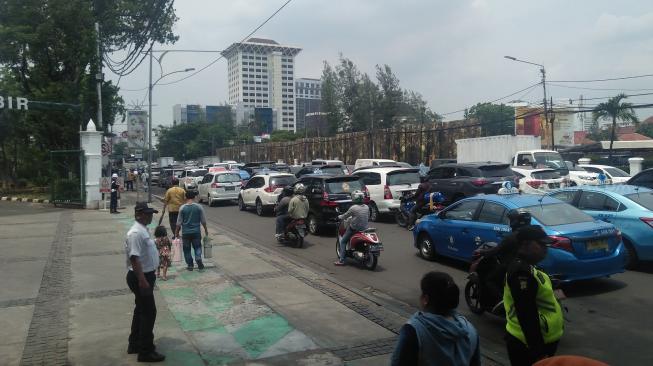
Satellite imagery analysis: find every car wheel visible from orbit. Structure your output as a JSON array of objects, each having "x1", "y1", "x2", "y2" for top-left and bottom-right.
[
  {"x1": 418, "y1": 233, "x2": 436, "y2": 260},
  {"x1": 238, "y1": 196, "x2": 246, "y2": 211},
  {"x1": 369, "y1": 202, "x2": 380, "y2": 222},
  {"x1": 465, "y1": 278, "x2": 485, "y2": 315},
  {"x1": 208, "y1": 195, "x2": 214, "y2": 207},
  {"x1": 623, "y1": 238, "x2": 639, "y2": 270},
  {"x1": 308, "y1": 214, "x2": 320, "y2": 235},
  {"x1": 256, "y1": 198, "x2": 265, "y2": 216}
]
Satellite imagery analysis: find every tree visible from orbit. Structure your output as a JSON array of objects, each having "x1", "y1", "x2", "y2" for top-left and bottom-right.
[
  {"x1": 593, "y1": 94, "x2": 639, "y2": 160},
  {"x1": 465, "y1": 103, "x2": 515, "y2": 137},
  {"x1": 636, "y1": 122, "x2": 653, "y2": 139},
  {"x1": 270, "y1": 130, "x2": 299, "y2": 142},
  {"x1": 320, "y1": 61, "x2": 343, "y2": 135},
  {"x1": 375, "y1": 65, "x2": 402, "y2": 129}
]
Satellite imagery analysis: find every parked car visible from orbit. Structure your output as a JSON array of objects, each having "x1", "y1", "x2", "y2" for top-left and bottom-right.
[
  {"x1": 429, "y1": 159, "x2": 457, "y2": 169},
  {"x1": 242, "y1": 161, "x2": 275, "y2": 175},
  {"x1": 159, "y1": 168, "x2": 184, "y2": 188},
  {"x1": 293, "y1": 174, "x2": 366, "y2": 234},
  {"x1": 198, "y1": 171, "x2": 242, "y2": 207},
  {"x1": 412, "y1": 193, "x2": 626, "y2": 282},
  {"x1": 427, "y1": 162, "x2": 517, "y2": 203},
  {"x1": 295, "y1": 164, "x2": 349, "y2": 178},
  {"x1": 311, "y1": 159, "x2": 345, "y2": 166},
  {"x1": 547, "y1": 185, "x2": 653, "y2": 268},
  {"x1": 238, "y1": 172, "x2": 296, "y2": 216},
  {"x1": 271, "y1": 163, "x2": 292, "y2": 173},
  {"x1": 511, "y1": 167, "x2": 567, "y2": 195},
  {"x1": 565, "y1": 161, "x2": 599, "y2": 186},
  {"x1": 352, "y1": 167, "x2": 421, "y2": 221},
  {"x1": 178, "y1": 168, "x2": 207, "y2": 192},
  {"x1": 578, "y1": 164, "x2": 630, "y2": 184},
  {"x1": 353, "y1": 158, "x2": 397, "y2": 171},
  {"x1": 627, "y1": 168, "x2": 653, "y2": 189}
]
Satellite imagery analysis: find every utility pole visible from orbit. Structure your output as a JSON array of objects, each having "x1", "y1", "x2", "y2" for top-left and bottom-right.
[
  {"x1": 369, "y1": 95, "x2": 375, "y2": 157},
  {"x1": 147, "y1": 50, "x2": 153, "y2": 203},
  {"x1": 541, "y1": 67, "x2": 554, "y2": 150},
  {"x1": 94, "y1": 22, "x2": 103, "y2": 131}
]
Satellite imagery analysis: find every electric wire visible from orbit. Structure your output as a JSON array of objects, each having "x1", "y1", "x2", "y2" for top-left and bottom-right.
[
  {"x1": 440, "y1": 81, "x2": 542, "y2": 116},
  {"x1": 548, "y1": 74, "x2": 653, "y2": 83}
]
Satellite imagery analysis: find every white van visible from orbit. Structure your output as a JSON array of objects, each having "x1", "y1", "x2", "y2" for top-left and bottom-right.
[{"x1": 353, "y1": 159, "x2": 398, "y2": 171}]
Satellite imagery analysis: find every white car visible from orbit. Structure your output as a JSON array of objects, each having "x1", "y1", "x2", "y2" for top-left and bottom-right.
[
  {"x1": 564, "y1": 161, "x2": 599, "y2": 186},
  {"x1": 352, "y1": 167, "x2": 422, "y2": 221},
  {"x1": 353, "y1": 158, "x2": 398, "y2": 171},
  {"x1": 178, "y1": 168, "x2": 208, "y2": 192},
  {"x1": 238, "y1": 172, "x2": 297, "y2": 216},
  {"x1": 198, "y1": 171, "x2": 242, "y2": 206},
  {"x1": 578, "y1": 164, "x2": 631, "y2": 184},
  {"x1": 511, "y1": 167, "x2": 567, "y2": 194}
]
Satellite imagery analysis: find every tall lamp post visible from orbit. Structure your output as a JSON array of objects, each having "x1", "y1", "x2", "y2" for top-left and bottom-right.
[
  {"x1": 147, "y1": 51, "x2": 194, "y2": 202},
  {"x1": 504, "y1": 56, "x2": 553, "y2": 150}
]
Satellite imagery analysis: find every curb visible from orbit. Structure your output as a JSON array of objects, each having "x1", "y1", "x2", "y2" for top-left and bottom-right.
[{"x1": 0, "y1": 196, "x2": 50, "y2": 204}]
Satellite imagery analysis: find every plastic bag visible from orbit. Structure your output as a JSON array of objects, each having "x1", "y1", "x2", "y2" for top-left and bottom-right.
[
  {"x1": 203, "y1": 235, "x2": 213, "y2": 259},
  {"x1": 172, "y1": 237, "x2": 182, "y2": 263}
]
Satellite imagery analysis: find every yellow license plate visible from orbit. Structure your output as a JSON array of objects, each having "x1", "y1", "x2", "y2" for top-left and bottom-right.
[{"x1": 586, "y1": 240, "x2": 609, "y2": 251}]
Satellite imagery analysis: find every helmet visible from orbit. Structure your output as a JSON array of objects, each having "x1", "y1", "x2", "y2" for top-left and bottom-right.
[
  {"x1": 507, "y1": 209, "x2": 532, "y2": 231},
  {"x1": 294, "y1": 183, "x2": 306, "y2": 194},
  {"x1": 282, "y1": 186, "x2": 294, "y2": 196},
  {"x1": 351, "y1": 190, "x2": 365, "y2": 204}
]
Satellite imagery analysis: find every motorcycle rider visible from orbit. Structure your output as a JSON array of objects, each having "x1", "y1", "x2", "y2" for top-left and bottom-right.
[
  {"x1": 407, "y1": 180, "x2": 432, "y2": 231},
  {"x1": 334, "y1": 190, "x2": 369, "y2": 266},
  {"x1": 287, "y1": 183, "x2": 310, "y2": 225},
  {"x1": 504, "y1": 225, "x2": 563, "y2": 365},
  {"x1": 275, "y1": 186, "x2": 295, "y2": 240}
]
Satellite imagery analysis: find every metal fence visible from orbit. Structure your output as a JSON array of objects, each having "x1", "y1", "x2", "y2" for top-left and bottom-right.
[{"x1": 50, "y1": 150, "x2": 85, "y2": 206}]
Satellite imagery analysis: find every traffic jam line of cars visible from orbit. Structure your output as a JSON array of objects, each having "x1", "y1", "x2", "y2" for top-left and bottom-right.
[{"x1": 162, "y1": 157, "x2": 653, "y2": 281}]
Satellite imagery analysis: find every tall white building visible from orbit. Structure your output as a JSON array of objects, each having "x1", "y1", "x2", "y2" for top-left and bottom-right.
[{"x1": 222, "y1": 38, "x2": 302, "y2": 131}]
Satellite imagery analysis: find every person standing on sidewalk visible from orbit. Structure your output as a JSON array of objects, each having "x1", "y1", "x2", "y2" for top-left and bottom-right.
[
  {"x1": 126, "y1": 170, "x2": 135, "y2": 191},
  {"x1": 159, "y1": 178, "x2": 185, "y2": 235},
  {"x1": 110, "y1": 173, "x2": 121, "y2": 214},
  {"x1": 391, "y1": 271, "x2": 481, "y2": 366},
  {"x1": 125, "y1": 202, "x2": 165, "y2": 362},
  {"x1": 174, "y1": 190, "x2": 208, "y2": 271}
]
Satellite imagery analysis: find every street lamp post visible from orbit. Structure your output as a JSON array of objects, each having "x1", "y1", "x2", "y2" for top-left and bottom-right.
[
  {"x1": 504, "y1": 56, "x2": 554, "y2": 150},
  {"x1": 147, "y1": 51, "x2": 194, "y2": 202}
]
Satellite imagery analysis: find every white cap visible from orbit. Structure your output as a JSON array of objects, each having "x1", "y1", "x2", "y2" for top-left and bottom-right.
[{"x1": 112, "y1": 173, "x2": 118, "y2": 178}]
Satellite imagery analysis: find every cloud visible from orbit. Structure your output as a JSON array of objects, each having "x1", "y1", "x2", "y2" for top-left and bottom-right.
[{"x1": 592, "y1": 12, "x2": 653, "y2": 43}]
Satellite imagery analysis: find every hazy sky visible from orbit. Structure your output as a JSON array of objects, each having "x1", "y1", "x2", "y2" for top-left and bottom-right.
[{"x1": 109, "y1": 0, "x2": 653, "y2": 129}]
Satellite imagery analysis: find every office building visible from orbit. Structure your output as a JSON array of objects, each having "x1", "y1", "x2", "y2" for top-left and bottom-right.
[
  {"x1": 173, "y1": 104, "x2": 233, "y2": 125},
  {"x1": 295, "y1": 78, "x2": 322, "y2": 133},
  {"x1": 172, "y1": 104, "x2": 187, "y2": 125},
  {"x1": 222, "y1": 38, "x2": 302, "y2": 131}
]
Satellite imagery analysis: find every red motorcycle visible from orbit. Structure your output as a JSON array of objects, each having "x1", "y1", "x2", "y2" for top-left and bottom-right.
[{"x1": 335, "y1": 219, "x2": 383, "y2": 270}]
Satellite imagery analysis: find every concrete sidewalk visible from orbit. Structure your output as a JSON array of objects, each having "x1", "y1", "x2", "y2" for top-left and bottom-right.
[{"x1": 0, "y1": 198, "x2": 502, "y2": 365}]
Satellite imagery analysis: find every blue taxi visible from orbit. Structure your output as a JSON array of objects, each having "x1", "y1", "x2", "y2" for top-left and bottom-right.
[
  {"x1": 412, "y1": 192, "x2": 626, "y2": 282},
  {"x1": 547, "y1": 185, "x2": 653, "y2": 268}
]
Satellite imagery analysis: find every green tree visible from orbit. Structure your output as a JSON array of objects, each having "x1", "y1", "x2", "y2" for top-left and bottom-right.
[
  {"x1": 636, "y1": 122, "x2": 653, "y2": 138},
  {"x1": 270, "y1": 130, "x2": 298, "y2": 142},
  {"x1": 465, "y1": 103, "x2": 515, "y2": 137},
  {"x1": 375, "y1": 64, "x2": 402, "y2": 128},
  {"x1": 320, "y1": 61, "x2": 343, "y2": 135},
  {"x1": 593, "y1": 94, "x2": 639, "y2": 160}
]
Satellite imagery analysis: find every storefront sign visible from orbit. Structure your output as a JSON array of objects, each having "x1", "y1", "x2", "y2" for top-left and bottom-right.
[{"x1": 0, "y1": 95, "x2": 29, "y2": 110}]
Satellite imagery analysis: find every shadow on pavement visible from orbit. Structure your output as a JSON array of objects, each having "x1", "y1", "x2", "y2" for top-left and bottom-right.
[{"x1": 561, "y1": 277, "x2": 627, "y2": 298}]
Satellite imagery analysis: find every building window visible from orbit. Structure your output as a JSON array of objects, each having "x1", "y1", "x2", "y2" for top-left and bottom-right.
[
  {"x1": 256, "y1": 81, "x2": 261, "y2": 84},
  {"x1": 263, "y1": 99, "x2": 268, "y2": 103},
  {"x1": 256, "y1": 69, "x2": 261, "y2": 72}
]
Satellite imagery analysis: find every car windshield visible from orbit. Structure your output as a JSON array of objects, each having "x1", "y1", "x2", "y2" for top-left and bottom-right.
[
  {"x1": 534, "y1": 152, "x2": 568, "y2": 173},
  {"x1": 387, "y1": 171, "x2": 421, "y2": 185},
  {"x1": 320, "y1": 166, "x2": 347, "y2": 175},
  {"x1": 270, "y1": 176, "x2": 296, "y2": 187},
  {"x1": 532, "y1": 170, "x2": 561, "y2": 180},
  {"x1": 216, "y1": 173, "x2": 241, "y2": 183},
  {"x1": 190, "y1": 169, "x2": 207, "y2": 177},
  {"x1": 606, "y1": 167, "x2": 630, "y2": 177},
  {"x1": 625, "y1": 192, "x2": 653, "y2": 210},
  {"x1": 522, "y1": 202, "x2": 594, "y2": 226},
  {"x1": 479, "y1": 165, "x2": 513, "y2": 177},
  {"x1": 326, "y1": 179, "x2": 364, "y2": 194}
]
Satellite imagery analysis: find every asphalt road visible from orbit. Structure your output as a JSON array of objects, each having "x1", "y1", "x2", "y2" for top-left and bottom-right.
[{"x1": 153, "y1": 187, "x2": 653, "y2": 364}]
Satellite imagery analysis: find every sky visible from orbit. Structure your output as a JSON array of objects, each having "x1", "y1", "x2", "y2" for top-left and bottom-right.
[{"x1": 109, "y1": 0, "x2": 653, "y2": 130}]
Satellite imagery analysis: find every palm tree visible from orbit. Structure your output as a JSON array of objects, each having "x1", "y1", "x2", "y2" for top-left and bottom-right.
[{"x1": 592, "y1": 93, "x2": 639, "y2": 160}]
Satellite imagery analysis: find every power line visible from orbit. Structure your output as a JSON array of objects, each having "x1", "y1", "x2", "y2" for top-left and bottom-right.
[
  {"x1": 548, "y1": 73, "x2": 653, "y2": 83},
  {"x1": 440, "y1": 82, "x2": 542, "y2": 116},
  {"x1": 158, "y1": 0, "x2": 294, "y2": 86},
  {"x1": 547, "y1": 83, "x2": 653, "y2": 92}
]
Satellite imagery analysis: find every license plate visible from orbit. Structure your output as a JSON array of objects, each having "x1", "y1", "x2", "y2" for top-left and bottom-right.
[
  {"x1": 225, "y1": 186, "x2": 235, "y2": 191},
  {"x1": 586, "y1": 240, "x2": 609, "y2": 251},
  {"x1": 370, "y1": 244, "x2": 383, "y2": 252}
]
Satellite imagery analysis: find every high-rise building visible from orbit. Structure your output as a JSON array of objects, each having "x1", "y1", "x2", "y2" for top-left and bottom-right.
[
  {"x1": 172, "y1": 104, "x2": 187, "y2": 125},
  {"x1": 295, "y1": 78, "x2": 322, "y2": 133},
  {"x1": 173, "y1": 104, "x2": 233, "y2": 125},
  {"x1": 222, "y1": 38, "x2": 301, "y2": 132}
]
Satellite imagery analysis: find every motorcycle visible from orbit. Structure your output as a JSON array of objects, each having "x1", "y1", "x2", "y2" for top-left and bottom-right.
[
  {"x1": 277, "y1": 218, "x2": 307, "y2": 248},
  {"x1": 335, "y1": 218, "x2": 383, "y2": 270},
  {"x1": 393, "y1": 189, "x2": 446, "y2": 228}
]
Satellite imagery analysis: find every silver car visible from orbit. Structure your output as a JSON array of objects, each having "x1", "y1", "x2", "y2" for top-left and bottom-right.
[{"x1": 198, "y1": 172, "x2": 242, "y2": 206}]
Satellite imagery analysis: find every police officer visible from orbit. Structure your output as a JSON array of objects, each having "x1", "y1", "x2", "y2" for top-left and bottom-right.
[
  {"x1": 504, "y1": 225, "x2": 563, "y2": 366},
  {"x1": 110, "y1": 173, "x2": 121, "y2": 214},
  {"x1": 125, "y1": 202, "x2": 165, "y2": 362}
]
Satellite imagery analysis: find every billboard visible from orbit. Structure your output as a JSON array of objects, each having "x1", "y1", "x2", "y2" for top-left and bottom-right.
[
  {"x1": 515, "y1": 106, "x2": 576, "y2": 147},
  {"x1": 127, "y1": 110, "x2": 148, "y2": 148}
]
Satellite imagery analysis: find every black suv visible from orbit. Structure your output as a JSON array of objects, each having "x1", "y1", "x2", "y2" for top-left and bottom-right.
[
  {"x1": 293, "y1": 174, "x2": 365, "y2": 234},
  {"x1": 295, "y1": 164, "x2": 349, "y2": 178},
  {"x1": 427, "y1": 162, "x2": 516, "y2": 203}
]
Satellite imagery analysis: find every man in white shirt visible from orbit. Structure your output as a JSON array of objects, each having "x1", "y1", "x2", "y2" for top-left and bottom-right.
[{"x1": 125, "y1": 202, "x2": 165, "y2": 362}]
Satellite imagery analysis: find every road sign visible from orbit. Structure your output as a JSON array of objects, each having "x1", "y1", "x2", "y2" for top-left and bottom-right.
[{"x1": 101, "y1": 142, "x2": 112, "y2": 156}]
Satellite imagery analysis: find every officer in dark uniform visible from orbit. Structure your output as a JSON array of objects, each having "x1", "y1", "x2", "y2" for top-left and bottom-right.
[{"x1": 110, "y1": 173, "x2": 121, "y2": 214}]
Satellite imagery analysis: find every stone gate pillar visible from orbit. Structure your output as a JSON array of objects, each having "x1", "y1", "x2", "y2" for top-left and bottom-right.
[{"x1": 80, "y1": 119, "x2": 102, "y2": 209}]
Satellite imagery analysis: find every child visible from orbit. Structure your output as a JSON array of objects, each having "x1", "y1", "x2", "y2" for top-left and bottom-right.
[{"x1": 154, "y1": 225, "x2": 172, "y2": 280}]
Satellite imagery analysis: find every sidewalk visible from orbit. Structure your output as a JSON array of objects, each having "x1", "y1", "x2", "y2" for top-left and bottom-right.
[{"x1": 0, "y1": 196, "x2": 503, "y2": 365}]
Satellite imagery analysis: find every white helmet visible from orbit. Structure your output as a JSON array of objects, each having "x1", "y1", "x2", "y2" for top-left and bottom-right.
[
  {"x1": 351, "y1": 190, "x2": 365, "y2": 204},
  {"x1": 294, "y1": 183, "x2": 306, "y2": 194}
]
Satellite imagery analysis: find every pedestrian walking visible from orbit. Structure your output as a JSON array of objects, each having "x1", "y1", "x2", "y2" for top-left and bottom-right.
[
  {"x1": 110, "y1": 173, "x2": 121, "y2": 214},
  {"x1": 391, "y1": 271, "x2": 481, "y2": 366},
  {"x1": 125, "y1": 202, "x2": 165, "y2": 362},
  {"x1": 154, "y1": 226, "x2": 172, "y2": 281},
  {"x1": 174, "y1": 190, "x2": 208, "y2": 271},
  {"x1": 504, "y1": 225, "x2": 564, "y2": 366},
  {"x1": 141, "y1": 171, "x2": 149, "y2": 192},
  {"x1": 159, "y1": 178, "x2": 186, "y2": 235},
  {"x1": 126, "y1": 170, "x2": 135, "y2": 191}
]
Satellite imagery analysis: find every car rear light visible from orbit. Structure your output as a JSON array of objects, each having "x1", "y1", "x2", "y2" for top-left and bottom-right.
[
  {"x1": 383, "y1": 185, "x2": 393, "y2": 200},
  {"x1": 640, "y1": 217, "x2": 653, "y2": 228},
  {"x1": 264, "y1": 184, "x2": 278, "y2": 193},
  {"x1": 320, "y1": 191, "x2": 338, "y2": 207},
  {"x1": 549, "y1": 235, "x2": 573, "y2": 252},
  {"x1": 526, "y1": 180, "x2": 544, "y2": 189},
  {"x1": 211, "y1": 183, "x2": 220, "y2": 188},
  {"x1": 471, "y1": 178, "x2": 488, "y2": 187}
]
